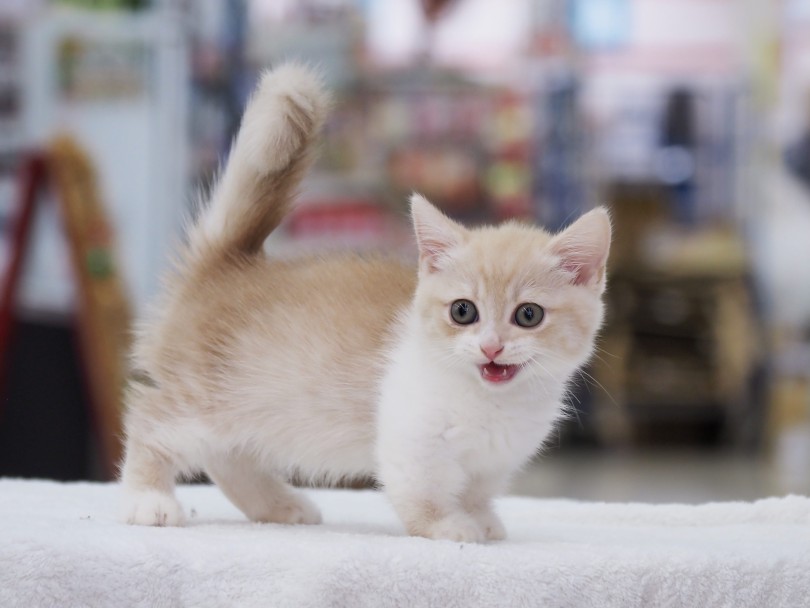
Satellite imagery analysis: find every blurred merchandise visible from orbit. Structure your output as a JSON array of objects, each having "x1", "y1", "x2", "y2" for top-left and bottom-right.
[
  {"x1": 532, "y1": 71, "x2": 590, "y2": 231},
  {"x1": 360, "y1": 72, "x2": 534, "y2": 221},
  {"x1": 56, "y1": 34, "x2": 149, "y2": 101},
  {"x1": 588, "y1": 187, "x2": 766, "y2": 448},
  {"x1": 768, "y1": 338, "x2": 810, "y2": 490},
  {"x1": 783, "y1": 83, "x2": 810, "y2": 193},
  {"x1": 55, "y1": 0, "x2": 149, "y2": 10},
  {"x1": 189, "y1": 0, "x2": 250, "y2": 185},
  {"x1": 276, "y1": 198, "x2": 412, "y2": 256}
]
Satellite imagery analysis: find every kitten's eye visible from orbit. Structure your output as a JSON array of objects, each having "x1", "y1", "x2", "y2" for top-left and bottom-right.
[
  {"x1": 514, "y1": 303, "x2": 544, "y2": 328},
  {"x1": 450, "y1": 299, "x2": 478, "y2": 325}
]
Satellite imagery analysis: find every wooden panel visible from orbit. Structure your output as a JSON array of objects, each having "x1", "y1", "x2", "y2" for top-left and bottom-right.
[{"x1": 48, "y1": 136, "x2": 132, "y2": 477}]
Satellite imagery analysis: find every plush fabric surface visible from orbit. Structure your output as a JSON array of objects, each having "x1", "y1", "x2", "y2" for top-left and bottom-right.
[{"x1": 1, "y1": 479, "x2": 809, "y2": 607}]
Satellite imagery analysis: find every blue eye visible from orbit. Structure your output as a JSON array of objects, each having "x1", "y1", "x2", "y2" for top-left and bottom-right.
[
  {"x1": 514, "y1": 303, "x2": 544, "y2": 328},
  {"x1": 450, "y1": 300, "x2": 478, "y2": 325}
]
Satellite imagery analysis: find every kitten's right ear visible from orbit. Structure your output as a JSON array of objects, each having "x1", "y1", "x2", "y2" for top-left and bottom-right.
[
  {"x1": 410, "y1": 193, "x2": 465, "y2": 273},
  {"x1": 549, "y1": 207, "x2": 612, "y2": 290}
]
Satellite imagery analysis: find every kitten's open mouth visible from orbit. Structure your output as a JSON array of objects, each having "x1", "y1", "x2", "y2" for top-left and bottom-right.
[{"x1": 479, "y1": 362, "x2": 520, "y2": 384}]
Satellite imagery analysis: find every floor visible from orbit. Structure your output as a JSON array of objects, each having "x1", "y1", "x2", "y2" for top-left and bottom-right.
[{"x1": 511, "y1": 448, "x2": 810, "y2": 503}]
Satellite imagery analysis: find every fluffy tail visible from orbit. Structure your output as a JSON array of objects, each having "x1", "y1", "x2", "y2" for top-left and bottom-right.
[{"x1": 189, "y1": 64, "x2": 329, "y2": 259}]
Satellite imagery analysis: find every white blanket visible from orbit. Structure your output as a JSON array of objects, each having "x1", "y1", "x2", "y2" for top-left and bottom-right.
[{"x1": 1, "y1": 479, "x2": 809, "y2": 607}]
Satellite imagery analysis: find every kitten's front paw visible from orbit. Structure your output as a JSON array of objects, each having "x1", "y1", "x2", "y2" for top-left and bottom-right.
[
  {"x1": 122, "y1": 489, "x2": 185, "y2": 527},
  {"x1": 254, "y1": 493, "x2": 322, "y2": 525},
  {"x1": 473, "y1": 508, "x2": 507, "y2": 541},
  {"x1": 421, "y1": 512, "x2": 485, "y2": 543}
]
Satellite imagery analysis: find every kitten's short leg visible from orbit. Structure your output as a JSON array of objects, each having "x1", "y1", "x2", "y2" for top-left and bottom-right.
[
  {"x1": 380, "y1": 460, "x2": 485, "y2": 543},
  {"x1": 462, "y1": 476, "x2": 507, "y2": 541},
  {"x1": 119, "y1": 384, "x2": 187, "y2": 526},
  {"x1": 120, "y1": 438, "x2": 185, "y2": 526},
  {"x1": 205, "y1": 454, "x2": 321, "y2": 525}
]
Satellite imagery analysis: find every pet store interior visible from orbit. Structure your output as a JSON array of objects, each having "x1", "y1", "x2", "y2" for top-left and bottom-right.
[{"x1": 1, "y1": 0, "x2": 809, "y2": 503}]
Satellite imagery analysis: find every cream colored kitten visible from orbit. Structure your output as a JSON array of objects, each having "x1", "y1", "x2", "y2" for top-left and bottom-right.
[{"x1": 120, "y1": 64, "x2": 611, "y2": 543}]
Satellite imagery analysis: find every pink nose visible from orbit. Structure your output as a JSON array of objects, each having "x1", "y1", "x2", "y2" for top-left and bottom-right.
[{"x1": 480, "y1": 345, "x2": 504, "y2": 361}]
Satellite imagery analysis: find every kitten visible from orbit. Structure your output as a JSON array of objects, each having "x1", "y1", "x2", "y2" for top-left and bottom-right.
[{"x1": 120, "y1": 64, "x2": 611, "y2": 543}]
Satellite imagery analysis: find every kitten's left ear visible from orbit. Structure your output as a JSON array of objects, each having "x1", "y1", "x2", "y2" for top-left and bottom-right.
[
  {"x1": 410, "y1": 193, "x2": 466, "y2": 273},
  {"x1": 549, "y1": 207, "x2": 612, "y2": 290}
]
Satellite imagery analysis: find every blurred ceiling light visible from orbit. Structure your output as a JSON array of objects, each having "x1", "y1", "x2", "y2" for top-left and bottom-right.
[{"x1": 367, "y1": 0, "x2": 531, "y2": 73}]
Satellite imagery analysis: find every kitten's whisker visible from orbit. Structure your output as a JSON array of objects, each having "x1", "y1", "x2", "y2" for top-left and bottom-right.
[
  {"x1": 533, "y1": 350, "x2": 618, "y2": 407},
  {"x1": 525, "y1": 355, "x2": 556, "y2": 397},
  {"x1": 562, "y1": 386, "x2": 581, "y2": 405},
  {"x1": 587, "y1": 344, "x2": 619, "y2": 370},
  {"x1": 588, "y1": 350, "x2": 616, "y2": 369},
  {"x1": 521, "y1": 361, "x2": 546, "y2": 392},
  {"x1": 594, "y1": 345, "x2": 619, "y2": 359},
  {"x1": 573, "y1": 369, "x2": 618, "y2": 407},
  {"x1": 561, "y1": 399, "x2": 585, "y2": 429}
]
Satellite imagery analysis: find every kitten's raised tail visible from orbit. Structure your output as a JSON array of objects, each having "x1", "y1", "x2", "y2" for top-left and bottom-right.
[{"x1": 189, "y1": 63, "x2": 329, "y2": 259}]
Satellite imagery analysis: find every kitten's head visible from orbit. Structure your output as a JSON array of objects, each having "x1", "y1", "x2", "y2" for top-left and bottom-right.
[{"x1": 410, "y1": 194, "x2": 611, "y2": 391}]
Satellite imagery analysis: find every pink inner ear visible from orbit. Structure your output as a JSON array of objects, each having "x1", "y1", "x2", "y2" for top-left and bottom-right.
[
  {"x1": 410, "y1": 194, "x2": 463, "y2": 273},
  {"x1": 559, "y1": 253, "x2": 602, "y2": 286},
  {"x1": 417, "y1": 230, "x2": 458, "y2": 272},
  {"x1": 417, "y1": 231, "x2": 454, "y2": 269},
  {"x1": 420, "y1": 243, "x2": 446, "y2": 272},
  {"x1": 553, "y1": 239, "x2": 608, "y2": 286},
  {"x1": 550, "y1": 208, "x2": 611, "y2": 287}
]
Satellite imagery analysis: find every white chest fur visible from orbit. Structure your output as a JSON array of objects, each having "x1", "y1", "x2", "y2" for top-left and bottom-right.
[{"x1": 376, "y1": 333, "x2": 563, "y2": 481}]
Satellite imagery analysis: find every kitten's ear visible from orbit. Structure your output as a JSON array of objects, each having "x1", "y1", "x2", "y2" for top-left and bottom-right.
[
  {"x1": 410, "y1": 193, "x2": 465, "y2": 273},
  {"x1": 549, "y1": 207, "x2": 612, "y2": 290}
]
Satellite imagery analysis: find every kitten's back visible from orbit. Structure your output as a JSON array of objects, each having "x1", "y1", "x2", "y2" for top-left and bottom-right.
[{"x1": 133, "y1": 251, "x2": 415, "y2": 475}]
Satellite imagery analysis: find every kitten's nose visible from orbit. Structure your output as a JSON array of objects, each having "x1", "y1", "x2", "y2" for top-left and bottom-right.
[{"x1": 480, "y1": 344, "x2": 504, "y2": 361}]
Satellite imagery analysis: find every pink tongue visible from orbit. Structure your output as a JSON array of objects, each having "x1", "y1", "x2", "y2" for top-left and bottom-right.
[{"x1": 481, "y1": 362, "x2": 518, "y2": 383}]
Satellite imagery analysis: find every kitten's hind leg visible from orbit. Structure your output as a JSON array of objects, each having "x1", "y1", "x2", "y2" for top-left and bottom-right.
[
  {"x1": 119, "y1": 384, "x2": 186, "y2": 526},
  {"x1": 204, "y1": 453, "x2": 321, "y2": 525},
  {"x1": 120, "y1": 437, "x2": 185, "y2": 526}
]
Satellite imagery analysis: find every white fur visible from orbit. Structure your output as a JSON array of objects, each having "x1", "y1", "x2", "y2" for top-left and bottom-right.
[
  {"x1": 376, "y1": 314, "x2": 567, "y2": 540},
  {"x1": 121, "y1": 488, "x2": 185, "y2": 527}
]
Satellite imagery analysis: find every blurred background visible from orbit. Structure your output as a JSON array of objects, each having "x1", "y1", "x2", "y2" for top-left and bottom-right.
[{"x1": 1, "y1": 0, "x2": 809, "y2": 503}]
